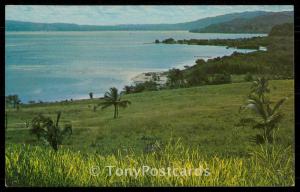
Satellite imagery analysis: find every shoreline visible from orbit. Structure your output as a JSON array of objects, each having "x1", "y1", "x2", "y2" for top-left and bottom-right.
[
  {"x1": 10, "y1": 36, "x2": 267, "y2": 104},
  {"x1": 130, "y1": 59, "x2": 196, "y2": 86}
]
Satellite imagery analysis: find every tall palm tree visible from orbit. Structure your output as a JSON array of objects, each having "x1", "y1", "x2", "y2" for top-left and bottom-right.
[{"x1": 99, "y1": 87, "x2": 131, "y2": 118}]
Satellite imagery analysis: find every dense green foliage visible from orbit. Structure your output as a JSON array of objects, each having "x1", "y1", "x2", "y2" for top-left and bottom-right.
[
  {"x1": 167, "y1": 68, "x2": 185, "y2": 88},
  {"x1": 123, "y1": 81, "x2": 159, "y2": 94},
  {"x1": 162, "y1": 37, "x2": 269, "y2": 49},
  {"x1": 210, "y1": 73, "x2": 232, "y2": 85},
  {"x1": 158, "y1": 23, "x2": 294, "y2": 89},
  {"x1": 244, "y1": 72, "x2": 254, "y2": 82}
]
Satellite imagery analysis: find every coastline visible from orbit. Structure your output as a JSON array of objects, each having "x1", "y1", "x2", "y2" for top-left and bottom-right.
[{"x1": 130, "y1": 59, "x2": 196, "y2": 86}]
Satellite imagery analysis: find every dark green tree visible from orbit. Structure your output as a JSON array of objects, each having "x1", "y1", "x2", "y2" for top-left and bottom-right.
[
  {"x1": 5, "y1": 95, "x2": 21, "y2": 109},
  {"x1": 89, "y1": 92, "x2": 93, "y2": 99},
  {"x1": 167, "y1": 68, "x2": 185, "y2": 88}
]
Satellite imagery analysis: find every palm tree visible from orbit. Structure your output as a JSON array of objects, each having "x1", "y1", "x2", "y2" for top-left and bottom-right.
[
  {"x1": 29, "y1": 111, "x2": 72, "y2": 151},
  {"x1": 250, "y1": 77, "x2": 270, "y2": 100},
  {"x1": 99, "y1": 87, "x2": 131, "y2": 118},
  {"x1": 240, "y1": 78, "x2": 287, "y2": 144},
  {"x1": 241, "y1": 94, "x2": 287, "y2": 143}
]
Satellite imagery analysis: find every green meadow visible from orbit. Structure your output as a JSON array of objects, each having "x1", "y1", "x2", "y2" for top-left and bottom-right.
[{"x1": 5, "y1": 80, "x2": 295, "y2": 186}]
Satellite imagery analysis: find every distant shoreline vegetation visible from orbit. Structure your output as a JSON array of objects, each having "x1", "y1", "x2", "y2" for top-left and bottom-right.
[
  {"x1": 154, "y1": 37, "x2": 268, "y2": 50},
  {"x1": 121, "y1": 22, "x2": 293, "y2": 94}
]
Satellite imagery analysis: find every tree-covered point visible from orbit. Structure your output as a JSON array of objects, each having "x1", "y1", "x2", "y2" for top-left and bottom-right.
[
  {"x1": 159, "y1": 23, "x2": 293, "y2": 49},
  {"x1": 159, "y1": 36, "x2": 270, "y2": 50},
  {"x1": 156, "y1": 23, "x2": 293, "y2": 89},
  {"x1": 123, "y1": 23, "x2": 293, "y2": 94}
]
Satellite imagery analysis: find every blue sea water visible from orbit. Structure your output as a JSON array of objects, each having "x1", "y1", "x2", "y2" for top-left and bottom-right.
[{"x1": 5, "y1": 31, "x2": 266, "y2": 103}]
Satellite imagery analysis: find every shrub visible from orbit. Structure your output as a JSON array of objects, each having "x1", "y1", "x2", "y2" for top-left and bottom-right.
[
  {"x1": 244, "y1": 72, "x2": 254, "y2": 82},
  {"x1": 210, "y1": 73, "x2": 231, "y2": 85},
  {"x1": 162, "y1": 38, "x2": 175, "y2": 44}
]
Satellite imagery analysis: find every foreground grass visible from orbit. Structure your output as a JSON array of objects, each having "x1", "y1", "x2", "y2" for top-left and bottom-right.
[{"x1": 5, "y1": 140, "x2": 294, "y2": 186}]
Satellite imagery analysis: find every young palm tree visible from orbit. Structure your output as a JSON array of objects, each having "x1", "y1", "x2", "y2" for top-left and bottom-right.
[
  {"x1": 241, "y1": 94, "x2": 287, "y2": 143},
  {"x1": 29, "y1": 111, "x2": 72, "y2": 151},
  {"x1": 250, "y1": 77, "x2": 270, "y2": 100},
  {"x1": 240, "y1": 77, "x2": 287, "y2": 144},
  {"x1": 99, "y1": 87, "x2": 131, "y2": 118}
]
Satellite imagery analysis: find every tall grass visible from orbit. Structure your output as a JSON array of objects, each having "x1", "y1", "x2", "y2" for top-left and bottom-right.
[{"x1": 5, "y1": 139, "x2": 294, "y2": 187}]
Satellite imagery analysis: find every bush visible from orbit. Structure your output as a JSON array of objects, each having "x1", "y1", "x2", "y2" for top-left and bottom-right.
[
  {"x1": 162, "y1": 38, "x2": 176, "y2": 44},
  {"x1": 244, "y1": 72, "x2": 254, "y2": 82},
  {"x1": 210, "y1": 73, "x2": 231, "y2": 85},
  {"x1": 134, "y1": 81, "x2": 158, "y2": 92}
]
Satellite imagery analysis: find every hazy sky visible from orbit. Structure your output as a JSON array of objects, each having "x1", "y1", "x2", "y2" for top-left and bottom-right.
[{"x1": 5, "y1": 5, "x2": 293, "y2": 25}]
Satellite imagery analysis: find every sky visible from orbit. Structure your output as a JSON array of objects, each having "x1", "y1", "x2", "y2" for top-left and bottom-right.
[{"x1": 5, "y1": 5, "x2": 293, "y2": 25}]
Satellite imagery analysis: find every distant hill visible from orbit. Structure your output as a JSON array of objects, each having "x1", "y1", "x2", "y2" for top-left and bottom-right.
[
  {"x1": 190, "y1": 11, "x2": 293, "y2": 33},
  {"x1": 6, "y1": 11, "x2": 275, "y2": 32}
]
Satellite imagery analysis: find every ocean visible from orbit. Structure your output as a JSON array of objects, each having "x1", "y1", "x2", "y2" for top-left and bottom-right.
[{"x1": 5, "y1": 31, "x2": 266, "y2": 103}]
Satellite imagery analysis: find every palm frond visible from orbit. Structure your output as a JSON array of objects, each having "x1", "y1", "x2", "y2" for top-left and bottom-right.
[
  {"x1": 246, "y1": 95, "x2": 267, "y2": 120},
  {"x1": 99, "y1": 102, "x2": 113, "y2": 109},
  {"x1": 118, "y1": 100, "x2": 131, "y2": 108},
  {"x1": 61, "y1": 124, "x2": 72, "y2": 138},
  {"x1": 56, "y1": 111, "x2": 61, "y2": 127},
  {"x1": 248, "y1": 134, "x2": 265, "y2": 144},
  {"x1": 272, "y1": 97, "x2": 288, "y2": 115},
  {"x1": 266, "y1": 113, "x2": 283, "y2": 127},
  {"x1": 104, "y1": 92, "x2": 112, "y2": 99},
  {"x1": 253, "y1": 122, "x2": 266, "y2": 129}
]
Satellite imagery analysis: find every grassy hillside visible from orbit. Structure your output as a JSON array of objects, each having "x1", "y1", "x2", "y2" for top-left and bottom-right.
[
  {"x1": 5, "y1": 80, "x2": 295, "y2": 186},
  {"x1": 5, "y1": 80, "x2": 294, "y2": 156}
]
